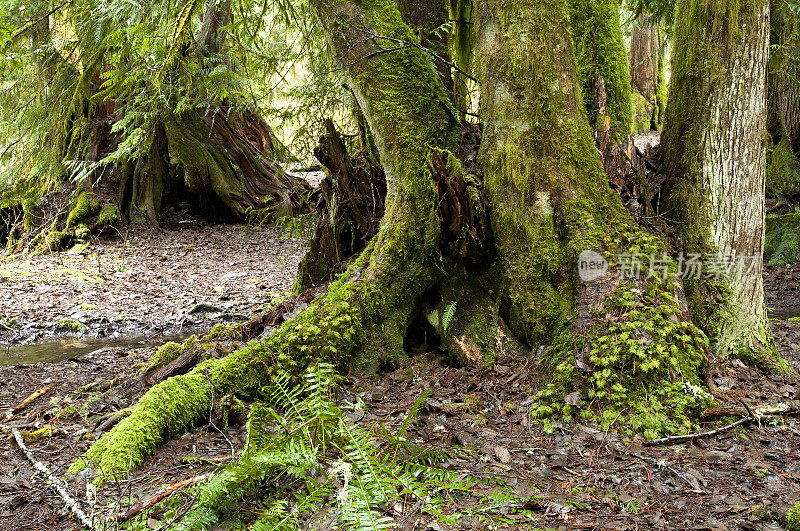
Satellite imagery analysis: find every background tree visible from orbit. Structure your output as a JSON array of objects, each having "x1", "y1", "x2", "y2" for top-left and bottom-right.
[
  {"x1": 568, "y1": 0, "x2": 633, "y2": 139},
  {"x1": 661, "y1": 0, "x2": 782, "y2": 368},
  {"x1": 629, "y1": 13, "x2": 667, "y2": 130},
  {"x1": 767, "y1": 0, "x2": 800, "y2": 200},
  {"x1": 0, "y1": 0, "x2": 311, "y2": 251}
]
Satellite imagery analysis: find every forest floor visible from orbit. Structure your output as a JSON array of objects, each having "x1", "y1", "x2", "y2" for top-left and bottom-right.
[{"x1": 1, "y1": 209, "x2": 800, "y2": 530}]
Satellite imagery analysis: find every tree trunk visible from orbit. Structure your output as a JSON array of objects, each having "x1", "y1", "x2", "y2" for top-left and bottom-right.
[
  {"x1": 630, "y1": 14, "x2": 660, "y2": 99},
  {"x1": 662, "y1": 0, "x2": 783, "y2": 369},
  {"x1": 629, "y1": 14, "x2": 663, "y2": 131},
  {"x1": 770, "y1": 0, "x2": 800, "y2": 148},
  {"x1": 568, "y1": 0, "x2": 633, "y2": 139},
  {"x1": 766, "y1": 1, "x2": 800, "y2": 200},
  {"x1": 396, "y1": 0, "x2": 453, "y2": 95},
  {"x1": 448, "y1": 0, "x2": 474, "y2": 119}
]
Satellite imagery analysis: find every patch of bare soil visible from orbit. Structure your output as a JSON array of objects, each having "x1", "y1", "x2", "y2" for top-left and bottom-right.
[
  {"x1": 2, "y1": 219, "x2": 800, "y2": 531},
  {"x1": 0, "y1": 212, "x2": 307, "y2": 346}
]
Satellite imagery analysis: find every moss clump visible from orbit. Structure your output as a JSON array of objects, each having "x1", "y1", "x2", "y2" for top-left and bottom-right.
[
  {"x1": 534, "y1": 275, "x2": 713, "y2": 439},
  {"x1": 59, "y1": 318, "x2": 85, "y2": 332},
  {"x1": 66, "y1": 192, "x2": 100, "y2": 229},
  {"x1": 532, "y1": 234, "x2": 714, "y2": 439},
  {"x1": 97, "y1": 203, "x2": 120, "y2": 226},
  {"x1": 74, "y1": 224, "x2": 90, "y2": 241},
  {"x1": 146, "y1": 340, "x2": 193, "y2": 369},
  {"x1": 765, "y1": 214, "x2": 800, "y2": 265},
  {"x1": 787, "y1": 501, "x2": 800, "y2": 530},
  {"x1": 201, "y1": 322, "x2": 246, "y2": 342},
  {"x1": 766, "y1": 136, "x2": 800, "y2": 198}
]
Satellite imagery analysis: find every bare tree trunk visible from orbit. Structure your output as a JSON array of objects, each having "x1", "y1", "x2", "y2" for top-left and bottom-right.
[{"x1": 630, "y1": 14, "x2": 660, "y2": 99}]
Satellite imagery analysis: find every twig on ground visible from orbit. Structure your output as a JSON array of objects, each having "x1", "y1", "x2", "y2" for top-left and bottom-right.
[
  {"x1": 643, "y1": 417, "x2": 753, "y2": 446},
  {"x1": 12, "y1": 428, "x2": 97, "y2": 530},
  {"x1": 112, "y1": 474, "x2": 209, "y2": 524}
]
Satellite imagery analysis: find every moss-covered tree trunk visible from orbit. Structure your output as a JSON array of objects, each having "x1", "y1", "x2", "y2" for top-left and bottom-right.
[
  {"x1": 396, "y1": 0, "x2": 453, "y2": 95},
  {"x1": 568, "y1": 0, "x2": 633, "y2": 139},
  {"x1": 448, "y1": 0, "x2": 474, "y2": 118},
  {"x1": 767, "y1": 1, "x2": 800, "y2": 199},
  {"x1": 662, "y1": 0, "x2": 782, "y2": 368},
  {"x1": 629, "y1": 14, "x2": 664, "y2": 130}
]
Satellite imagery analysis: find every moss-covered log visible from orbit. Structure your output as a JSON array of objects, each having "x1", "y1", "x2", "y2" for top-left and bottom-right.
[{"x1": 661, "y1": 0, "x2": 784, "y2": 369}]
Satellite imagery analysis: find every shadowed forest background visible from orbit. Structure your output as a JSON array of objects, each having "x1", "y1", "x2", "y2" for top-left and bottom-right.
[{"x1": 2, "y1": 0, "x2": 800, "y2": 529}]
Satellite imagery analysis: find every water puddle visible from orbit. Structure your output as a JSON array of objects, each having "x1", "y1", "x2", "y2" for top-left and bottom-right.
[{"x1": 0, "y1": 334, "x2": 189, "y2": 366}]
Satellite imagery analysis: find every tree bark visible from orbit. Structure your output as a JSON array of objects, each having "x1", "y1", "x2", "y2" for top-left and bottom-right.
[
  {"x1": 770, "y1": 0, "x2": 800, "y2": 148},
  {"x1": 396, "y1": 0, "x2": 453, "y2": 95},
  {"x1": 662, "y1": 0, "x2": 782, "y2": 369},
  {"x1": 630, "y1": 14, "x2": 660, "y2": 100}
]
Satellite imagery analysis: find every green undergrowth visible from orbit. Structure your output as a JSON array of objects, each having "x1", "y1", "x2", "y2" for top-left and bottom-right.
[
  {"x1": 767, "y1": 137, "x2": 800, "y2": 199},
  {"x1": 532, "y1": 235, "x2": 714, "y2": 440},
  {"x1": 120, "y1": 363, "x2": 467, "y2": 530},
  {"x1": 787, "y1": 501, "x2": 800, "y2": 530},
  {"x1": 765, "y1": 213, "x2": 800, "y2": 265}
]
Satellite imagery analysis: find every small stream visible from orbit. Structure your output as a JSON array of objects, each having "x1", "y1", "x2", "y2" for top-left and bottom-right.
[{"x1": 0, "y1": 334, "x2": 189, "y2": 366}]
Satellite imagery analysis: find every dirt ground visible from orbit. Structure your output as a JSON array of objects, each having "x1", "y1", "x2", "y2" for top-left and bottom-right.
[{"x1": 1, "y1": 216, "x2": 800, "y2": 530}]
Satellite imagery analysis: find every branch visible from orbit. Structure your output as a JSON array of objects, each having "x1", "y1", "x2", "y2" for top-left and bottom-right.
[
  {"x1": 12, "y1": 428, "x2": 97, "y2": 530},
  {"x1": 112, "y1": 474, "x2": 209, "y2": 524},
  {"x1": 642, "y1": 416, "x2": 753, "y2": 446}
]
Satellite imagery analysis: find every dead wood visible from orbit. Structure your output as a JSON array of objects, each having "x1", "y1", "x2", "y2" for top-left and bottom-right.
[
  {"x1": 12, "y1": 387, "x2": 51, "y2": 414},
  {"x1": 12, "y1": 428, "x2": 97, "y2": 530},
  {"x1": 113, "y1": 474, "x2": 209, "y2": 524},
  {"x1": 295, "y1": 119, "x2": 386, "y2": 290}
]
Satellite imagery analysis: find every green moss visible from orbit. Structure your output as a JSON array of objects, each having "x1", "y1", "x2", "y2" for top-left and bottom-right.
[
  {"x1": 146, "y1": 340, "x2": 193, "y2": 369},
  {"x1": 59, "y1": 318, "x2": 85, "y2": 332},
  {"x1": 655, "y1": 50, "x2": 668, "y2": 128},
  {"x1": 787, "y1": 501, "x2": 800, "y2": 531},
  {"x1": 97, "y1": 203, "x2": 120, "y2": 226},
  {"x1": 767, "y1": 136, "x2": 800, "y2": 198},
  {"x1": 66, "y1": 192, "x2": 100, "y2": 229},
  {"x1": 534, "y1": 267, "x2": 714, "y2": 439},
  {"x1": 568, "y1": 0, "x2": 634, "y2": 139},
  {"x1": 74, "y1": 223, "x2": 90, "y2": 241},
  {"x1": 765, "y1": 213, "x2": 800, "y2": 265},
  {"x1": 631, "y1": 91, "x2": 654, "y2": 134}
]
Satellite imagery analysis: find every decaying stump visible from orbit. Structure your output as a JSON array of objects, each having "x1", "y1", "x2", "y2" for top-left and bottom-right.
[{"x1": 294, "y1": 119, "x2": 387, "y2": 291}]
